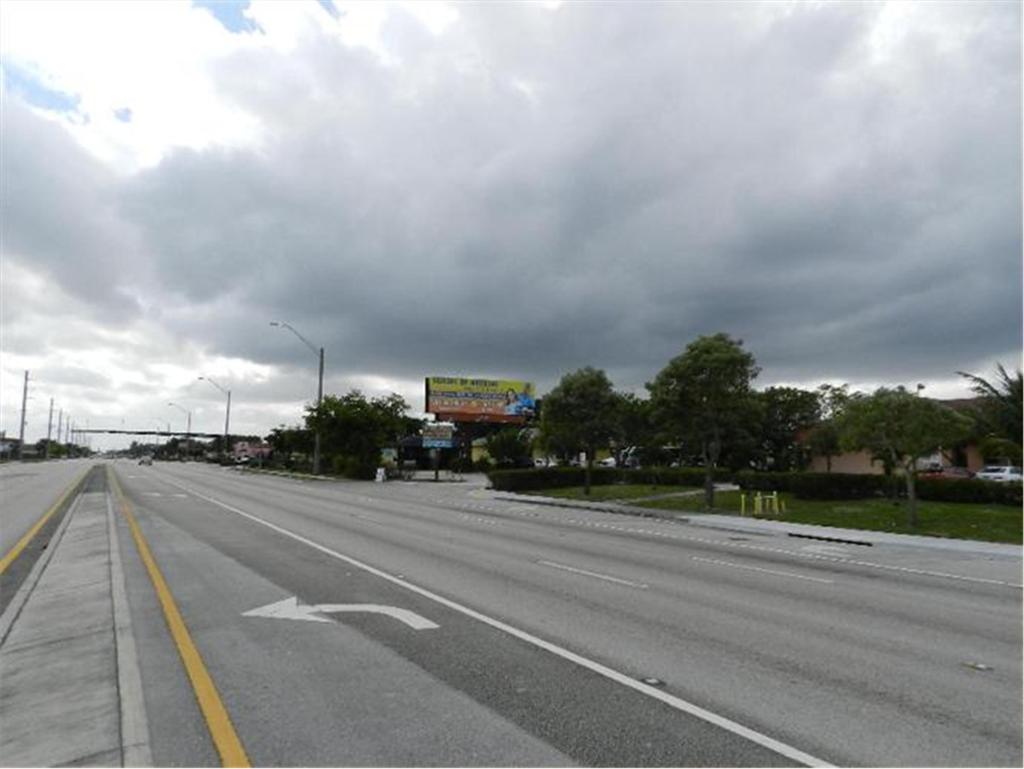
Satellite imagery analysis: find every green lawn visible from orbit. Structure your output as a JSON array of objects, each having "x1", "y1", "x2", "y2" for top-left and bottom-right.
[{"x1": 522, "y1": 486, "x2": 1022, "y2": 544}]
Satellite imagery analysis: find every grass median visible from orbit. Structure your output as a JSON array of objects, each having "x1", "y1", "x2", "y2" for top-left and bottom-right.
[{"x1": 522, "y1": 486, "x2": 1022, "y2": 544}]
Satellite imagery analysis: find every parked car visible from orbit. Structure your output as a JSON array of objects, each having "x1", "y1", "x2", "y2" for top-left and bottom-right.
[
  {"x1": 597, "y1": 456, "x2": 617, "y2": 467},
  {"x1": 138, "y1": 455, "x2": 153, "y2": 466},
  {"x1": 918, "y1": 466, "x2": 973, "y2": 480},
  {"x1": 974, "y1": 466, "x2": 1023, "y2": 483}
]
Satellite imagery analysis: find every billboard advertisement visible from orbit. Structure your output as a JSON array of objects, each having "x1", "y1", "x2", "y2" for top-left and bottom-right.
[
  {"x1": 422, "y1": 423, "x2": 455, "y2": 449},
  {"x1": 425, "y1": 377, "x2": 536, "y2": 423}
]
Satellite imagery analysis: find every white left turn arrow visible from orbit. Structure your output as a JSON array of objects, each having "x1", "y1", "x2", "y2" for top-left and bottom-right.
[{"x1": 242, "y1": 596, "x2": 439, "y2": 630}]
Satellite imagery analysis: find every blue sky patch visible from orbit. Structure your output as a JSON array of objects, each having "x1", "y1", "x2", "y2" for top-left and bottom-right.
[
  {"x1": 317, "y1": 0, "x2": 341, "y2": 20},
  {"x1": 114, "y1": 107, "x2": 133, "y2": 123},
  {"x1": 2, "y1": 61, "x2": 81, "y2": 114},
  {"x1": 193, "y1": 0, "x2": 261, "y2": 34}
]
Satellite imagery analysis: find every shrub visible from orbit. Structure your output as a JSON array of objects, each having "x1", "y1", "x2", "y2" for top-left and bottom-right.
[
  {"x1": 330, "y1": 454, "x2": 378, "y2": 480},
  {"x1": 487, "y1": 466, "x2": 735, "y2": 492}
]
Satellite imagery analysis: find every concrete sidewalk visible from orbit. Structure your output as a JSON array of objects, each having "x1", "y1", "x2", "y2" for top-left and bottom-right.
[
  {"x1": 0, "y1": 470, "x2": 150, "y2": 767},
  {"x1": 495, "y1": 492, "x2": 1022, "y2": 558}
]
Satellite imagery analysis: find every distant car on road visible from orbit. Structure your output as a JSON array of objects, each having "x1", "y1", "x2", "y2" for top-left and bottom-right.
[
  {"x1": 974, "y1": 466, "x2": 1023, "y2": 483},
  {"x1": 138, "y1": 456, "x2": 153, "y2": 466}
]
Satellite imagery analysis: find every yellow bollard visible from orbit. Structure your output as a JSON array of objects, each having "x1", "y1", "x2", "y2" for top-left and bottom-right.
[
  {"x1": 754, "y1": 492, "x2": 761, "y2": 516},
  {"x1": 772, "y1": 491, "x2": 779, "y2": 515},
  {"x1": 740, "y1": 493, "x2": 746, "y2": 517}
]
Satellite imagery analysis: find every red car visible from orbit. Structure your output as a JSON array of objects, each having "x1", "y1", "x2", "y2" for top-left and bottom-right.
[{"x1": 918, "y1": 466, "x2": 973, "y2": 480}]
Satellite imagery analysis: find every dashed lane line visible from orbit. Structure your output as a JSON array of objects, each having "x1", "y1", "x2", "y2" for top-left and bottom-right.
[
  {"x1": 537, "y1": 560, "x2": 649, "y2": 589},
  {"x1": 692, "y1": 557, "x2": 834, "y2": 585}
]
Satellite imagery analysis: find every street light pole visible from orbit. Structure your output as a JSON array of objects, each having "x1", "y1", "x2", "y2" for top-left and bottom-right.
[
  {"x1": 198, "y1": 376, "x2": 232, "y2": 456},
  {"x1": 271, "y1": 321, "x2": 325, "y2": 475},
  {"x1": 167, "y1": 402, "x2": 191, "y2": 459}
]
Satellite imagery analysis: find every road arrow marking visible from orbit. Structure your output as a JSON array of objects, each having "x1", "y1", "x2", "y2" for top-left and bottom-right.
[{"x1": 242, "y1": 596, "x2": 439, "y2": 630}]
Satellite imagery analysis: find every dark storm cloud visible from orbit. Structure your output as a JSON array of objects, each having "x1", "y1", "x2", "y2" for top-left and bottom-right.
[
  {"x1": 7, "y1": 2, "x2": 1021, "y2": 397},
  {"x1": 1, "y1": 99, "x2": 146, "y2": 321}
]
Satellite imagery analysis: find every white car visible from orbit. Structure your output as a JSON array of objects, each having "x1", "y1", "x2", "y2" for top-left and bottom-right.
[
  {"x1": 597, "y1": 456, "x2": 617, "y2": 467},
  {"x1": 974, "y1": 466, "x2": 1023, "y2": 483}
]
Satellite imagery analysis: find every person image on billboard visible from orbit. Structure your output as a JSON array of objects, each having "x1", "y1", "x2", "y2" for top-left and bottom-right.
[{"x1": 504, "y1": 388, "x2": 535, "y2": 417}]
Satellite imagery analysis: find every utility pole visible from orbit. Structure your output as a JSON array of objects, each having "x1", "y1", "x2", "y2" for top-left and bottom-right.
[
  {"x1": 45, "y1": 398, "x2": 54, "y2": 459},
  {"x1": 315, "y1": 345, "x2": 324, "y2": 475},
  {"x1": 56, "y1": 408, "x2": 63, "y2": 446},
  {"x1": 17, "y1": 371, "x2": 28, "y2": 460}
]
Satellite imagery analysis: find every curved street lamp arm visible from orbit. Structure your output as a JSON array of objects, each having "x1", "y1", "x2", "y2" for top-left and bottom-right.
[{"x1": 270, "y1": 321, "x2": 319, "y2": 357}]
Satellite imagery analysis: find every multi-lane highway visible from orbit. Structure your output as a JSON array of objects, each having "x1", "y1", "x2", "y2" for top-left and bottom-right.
[{"x1": 2, "y1": 459, "x2": 1021, "y2": 766}]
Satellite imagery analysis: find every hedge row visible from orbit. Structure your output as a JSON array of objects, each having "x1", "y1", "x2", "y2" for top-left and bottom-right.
[
  {"x1": 486, "y1": 466, "x2": 733, "y2": 492},
  {"x1": 488, "y1": 467, "x2": 1022, "y2": 506}
]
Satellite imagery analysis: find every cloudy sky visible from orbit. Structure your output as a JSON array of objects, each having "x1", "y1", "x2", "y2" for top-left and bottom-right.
[{"x1": 1, "y1": 0, "x2": 1020, "y2": 449}]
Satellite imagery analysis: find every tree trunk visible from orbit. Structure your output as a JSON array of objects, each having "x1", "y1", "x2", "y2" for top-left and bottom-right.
[
  {"x1": 584, "y1": 451, "x2": 592, "y2": 496},
  {"x1": 702, "y1": 442, "x2": 715, "y2": 510},
  {"x1": 905, "y1": 465, "x2": 918, "y2": 529},
  {"x1": 826, "y1": 454, "x2": 832, "y2": 473}
]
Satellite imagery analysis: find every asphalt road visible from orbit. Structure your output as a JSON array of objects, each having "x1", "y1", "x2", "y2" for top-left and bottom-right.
[
  {"x1": 20, "y1": 459, "x2": 1022, "y2": 766},
  {"x1": 0, "y1": 459, "x2": 88, "y2": 557}
]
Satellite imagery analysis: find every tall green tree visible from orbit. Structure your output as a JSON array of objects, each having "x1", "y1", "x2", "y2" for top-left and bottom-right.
[
  {"x1": 617, "y1": 393, "x2": 655, "y2": 461},
  {"x1": 307, "y1": 391, "x2": 418, "y2": 478},
  {"x1": 755, "y1": 386, "x2": 820, "y2": 471},
  {"x1": 838, "y1": 387, "x2": 972, "y2": 527},
  {"x1": 957, "y1": 364, "x2": 1023, "y2": 463},
  {"x1": 540, "y1": 367, "x2": 621, "y2": 495},
  {"x1": 805, "y1": 384, "x2": 851, "y2": 472},
  {"x1": 647, "y1": 333, "x2": 760, "y2": 509}
]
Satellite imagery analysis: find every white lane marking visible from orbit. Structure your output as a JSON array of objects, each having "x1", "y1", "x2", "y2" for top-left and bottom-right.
[
  {"x1": 243, "y1": 596, "x2": 438, "y2": 630},
  {"x1": 142, "y1": 492, "x2": 163, "y2": 497},
  {"x1": 158, "y1": 475, "x2": 832, "y2": 768},
  {"x1": 800, "y1": 545, "x2": 849, "y2": 556},
  {"x1": 538, "y1": 560, "x2": 648, "y2": 589},
  {"x1": 692, "y1": 557, "x2": 834, "y2": 585}
]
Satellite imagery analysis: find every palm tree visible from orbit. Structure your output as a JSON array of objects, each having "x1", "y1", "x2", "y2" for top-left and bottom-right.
[{"x1": 957, "y1": 364, "x2": 1023, "y2": 463}]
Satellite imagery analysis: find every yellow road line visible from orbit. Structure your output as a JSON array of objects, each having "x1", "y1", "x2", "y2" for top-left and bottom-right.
[
  {"x1": 108, "y1": 467, "x2": 250, "y2": 768},
  {"x1": 0, "y1": 466, "x2": 90, "y2": 575}
]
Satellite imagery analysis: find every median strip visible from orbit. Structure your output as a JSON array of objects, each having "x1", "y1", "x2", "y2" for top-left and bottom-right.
[{"x1": 108, "y1": 468, "x2": 250, "y2": 768}]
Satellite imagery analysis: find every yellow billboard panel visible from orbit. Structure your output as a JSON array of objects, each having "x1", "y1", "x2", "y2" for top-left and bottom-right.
[{"x1": 426, "y1": 377, "x2": 536, "y2": 422}]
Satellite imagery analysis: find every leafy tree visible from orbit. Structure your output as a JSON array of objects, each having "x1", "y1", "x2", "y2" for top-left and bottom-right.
[
  {"x1": 485, "y1": 428, "x2": 533, "y2": 467},
  {"x1": 647, "y1": 333, "x2": 760, "y2": 509},
  {"x1": 306, "y1": 391, "x2": 418, "y2": 478},
  {"x1": 755, "y1": 387, "x2": 820, "y2": 471},
  {"x1": 838, "y1": 387, "x2": 973, "y2": 527},
  {"x1": 617, "y1": 393, "x2": 655, "y2": 462},
  {"x1": 958, "y1": 364, "x2": 1023, "y2": 463},
  {"x1": 540, "y1": 367, "x2": 621, "y2": 495},
  {"x1": 805, "y1": 384, "x2": 851, "y2": 472},
  {"x1": 267, "y1": 425, "x2": 313, "y2": 461}
]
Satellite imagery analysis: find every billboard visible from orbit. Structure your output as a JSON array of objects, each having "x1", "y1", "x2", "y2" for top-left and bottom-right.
[
  {"x1": 426, "y1": 377, "x2": 536, "y2": 423},
  {"x1": 422, "y1": 423, "x2": 455, "y2": 449}
]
